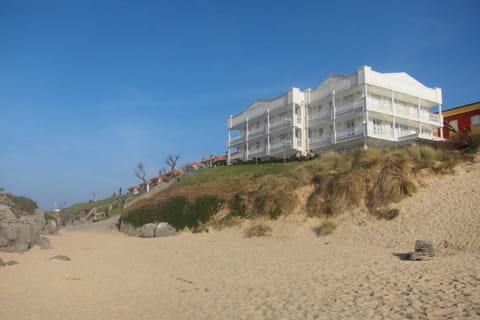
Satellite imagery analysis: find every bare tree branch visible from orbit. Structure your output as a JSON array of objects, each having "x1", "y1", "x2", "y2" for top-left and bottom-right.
[
  {"x1": 135, "y1": 162, "x2": 148, "y2": 184},
  {"x1": 165, "y1": 154, "x2": 180, "y2": 172}
]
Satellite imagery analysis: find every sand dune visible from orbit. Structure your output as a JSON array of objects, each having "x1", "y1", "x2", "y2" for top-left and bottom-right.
[{"x1": 1, "y1": 159, "x2": 479, "y2": 320}]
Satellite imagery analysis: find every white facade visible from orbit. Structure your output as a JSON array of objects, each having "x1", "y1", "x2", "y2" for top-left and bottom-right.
[{"x1": 227, "y1": 66, "x2": 443, "y2": 162}]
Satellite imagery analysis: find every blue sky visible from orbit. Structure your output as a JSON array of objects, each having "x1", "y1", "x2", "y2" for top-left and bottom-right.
[{"x1": 1, "y1": 0, "x2": 479, "y2": 209}]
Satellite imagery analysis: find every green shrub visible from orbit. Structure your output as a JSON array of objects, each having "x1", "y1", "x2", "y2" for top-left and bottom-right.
[
  {"x1": 7, "y1": 194, "x2": 38, "y2": 215},
  {"x1": 229, "y1": 193, "x2": 247, "y2": 217},
  {"x1": 122, "y1": 195, "x2": 223, "y2": 232}
]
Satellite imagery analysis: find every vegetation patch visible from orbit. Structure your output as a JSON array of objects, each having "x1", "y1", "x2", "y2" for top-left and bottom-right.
[
  {"x1": 244, "y1": 223, "x2": 272, "y2": 238},
  {"x1": 122, "y1": 195, "x2": 223, "y2": 232},
  {"x1": 5, "y1": 194, "x2": 38, "y2": 215},
  {"x1": 372, "y1": 207, "x2": 400, "y2": 220},
  {"x1": 312, "y1": 220, "x2": 336, "y2": 236}
]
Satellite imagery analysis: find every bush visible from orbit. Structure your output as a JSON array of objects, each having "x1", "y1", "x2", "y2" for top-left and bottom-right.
[
  {"x1": 367, "y1": 152, "x2": 417, "y2": 210},
  {"x1": 7, "y1": 194, "x2": 38, "y2": 215},
  {"x1": 244, "y1": 223, "x2": 272, "y2": 238},
  {"x1": 122, "y1": 195, "x2": 223, "y2": 232},
  {"x1": 312, "y1": 220, "x2": 336, "y2": 236}
]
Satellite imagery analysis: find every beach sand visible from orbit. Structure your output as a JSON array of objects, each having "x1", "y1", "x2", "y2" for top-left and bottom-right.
[{"x1": 1, "y1": 160, "x2": 479, "y2": 320}]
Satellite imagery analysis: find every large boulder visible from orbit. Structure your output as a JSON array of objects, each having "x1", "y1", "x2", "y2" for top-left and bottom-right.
[
  {"x1": 0, "y1": 196, "x2": 53, "y2": 253},
  {"x1": 155, "y1": 222, "x2": 176, "y2": 237},
  {"x1": 140, "y1": 223, "x2": 157, "y2": 238},
  {"x1": 45, "y1": 219, "x2": 58, "y2": 234},
  {"x1": 0, "y1": 204, "x2": 17, "y2": 247},
  {"x1": 34, "y1": 209, "x2": 46, "y2": 228}
]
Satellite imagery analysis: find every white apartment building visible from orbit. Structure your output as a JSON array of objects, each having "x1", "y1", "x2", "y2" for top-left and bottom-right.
[{"x1": 227, "y1": 66, "x2": 443, "y2": 163}]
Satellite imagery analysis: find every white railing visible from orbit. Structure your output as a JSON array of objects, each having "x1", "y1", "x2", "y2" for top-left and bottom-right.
[
  {"x1": 269, "y1": 141, "x2": 291, "y2": 153},
  {"x1": 336, "y1": 128, "x2": 364, "y2": 141},
  {"x1": 269, "y1": 117, "x2": 292, "y2": 130},
  {"x1": 367, "y1": 96, "x2": 392, "y2": 114},
  {"x1": 249, "y1": 147, "x2": 266, "y2": 157},
  {"x1": 249, "y1": 126, "x2": 265, "y2": 138},
  {"x1": 335, "y1": 99, "x2": 363, "y2": 115},
  {"x1": 230, "y1": 134, "x2": 244, "y2": 145},
  {"x1": 309, "y1": 111, "x2": 330, "y2": 124},
  {"x1": 309, "y1": 135, "x2": 331, "y2": 148},
  {"x1": 367, "y1": 124, "x2": 394, "y2": 140},
  {"x1": 419, "y1": 112, "x2": 440, "y2": 123}
]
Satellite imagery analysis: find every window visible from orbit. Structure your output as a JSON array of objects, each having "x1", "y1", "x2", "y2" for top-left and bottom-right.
[
  {"x1": 449, "y1": 119, "x2": 458, "y2": 131},
  {"x1": 471, "y1": 115, "x2": 480, "y2": 126},
  {"x1": 319, "y1": 128, "x2": 324, "y2": 137},
  {"x1": 346, "y1": 121, "x2": 355, "y2": 137}
]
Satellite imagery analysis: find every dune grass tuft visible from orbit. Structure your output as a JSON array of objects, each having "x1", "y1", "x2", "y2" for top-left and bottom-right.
[{"x1": 244, "y1": 223, "x2": 273, "y2": 238}]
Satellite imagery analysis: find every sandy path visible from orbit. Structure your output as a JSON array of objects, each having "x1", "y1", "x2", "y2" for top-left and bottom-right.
[{"x1": 1, "y1": 160, "x2": 479, "y2": 320}]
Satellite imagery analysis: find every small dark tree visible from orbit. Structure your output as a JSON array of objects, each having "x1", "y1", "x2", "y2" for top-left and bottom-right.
[
  {"x1": 166, "y1": 154, "x2": 180, "y2": 172},
  {"x1": 135, "y1": 162, "x2": 150, "y2": 192}
]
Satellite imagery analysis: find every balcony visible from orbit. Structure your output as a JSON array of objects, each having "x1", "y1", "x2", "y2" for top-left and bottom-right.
[
  {"x1": 269, "y1": 117, "x2": 292, "y2": 131},
  {"x1": 367, "y1": 97, "x2": 392, "y2": 114},
  {"x1": 420, "y1": 112, "x2": 441, "y2": 124},
  {"x1": 335, "y1": 100, "x2": 363, "y2": 116},
  {"x1": 249, "y1": 147, "x2": 266, "y2": 158},
  {"x1": 367, "y1": 124, "x2": 394, "y2": 140},
  {"x1": 269, "y1": 141, "x2": 291, "y2": 153},
  {"x1": 249, "y1": 126, "x2": 265, "y2": 138},
  {"x1": 309, "y1": 135, "x2": 331, "y2": 148},
  {"x1": 230, "y1": 134, "x2": 244, "y2": 145},
  {"x1": 308, "y1": 111, "x2": 330, "y2": 126},
  {"x1": 336, "y1": 128, "x2": 364, "y2": 142}
]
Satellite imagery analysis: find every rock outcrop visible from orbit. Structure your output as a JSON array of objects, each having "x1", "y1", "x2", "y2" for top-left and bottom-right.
[
  {"x1": 155, "y1": 222, "x2": 176, "y2": 237},
  {"x1": 119, "y1": 219, "x2": 176, "y2": 238},
  {"x1": 0, "y1": 189, "x2": 56, "y2": 253}
]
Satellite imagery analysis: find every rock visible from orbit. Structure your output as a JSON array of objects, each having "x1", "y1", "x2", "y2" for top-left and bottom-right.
[
  {"x1": 0, "y1": 257, "x2": 5, "y2": 267},
  {"x1": 155, "y1": 222, "x2": 176, "y2": 237},
  {"x1": 50, "y1": 255, "x2": 71, "y2": 261},
  {"x1": 34, "y1": 209, "x2": 46, "y2": 228},
  {"x1": 414, "y1": 240, "x2": 435, "y2": 257},
  {"x1": 37, "y1": 236, "x2": 51, "y2": 250},
  {"x1": 6, "y1": 260, "x2": 18, "y2": 266},
  {"x1": 140, "y1": 223, "x2": 157, "y2": 238},
  {"x1": 45, "y1": 219, "x2": 58, "y2": 234}
]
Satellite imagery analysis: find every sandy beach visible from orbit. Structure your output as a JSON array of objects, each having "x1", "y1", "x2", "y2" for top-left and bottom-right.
[{"x1": 1, "y1": 160, "x2": 479, "y2": 320}]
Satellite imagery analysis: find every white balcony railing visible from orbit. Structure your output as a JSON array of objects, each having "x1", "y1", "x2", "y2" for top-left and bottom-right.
[
  {"x1": 269, "y1": 117, "x2": 292, "y2": 130},
  {"x1": 335, "y1": 99, "x2": 363, "y2": 115},
  {"x1": 308, "y1": 111, "x2": 330, "y2": 124},
  {"x1": 248, "y1": 126, "x2": 265, "y2": 138},
  {"x1": 230, "y1": 134, "x2": 244, "y2": 145},
  {"x1": 269, "y1": 141, "x2": 291, "y2": 153},
  {"x1": 367, "y1": 124, "x2": 394, "y2": 140},
  {"x1": 249, "y1": 147, "x2": 266, "y2": 157},
  {"x1": 309, "y1": 135, "x2": 331, "y2": 148},
  {"x1": 336, "y1": 128, "x2": 364, "y2": 141}
]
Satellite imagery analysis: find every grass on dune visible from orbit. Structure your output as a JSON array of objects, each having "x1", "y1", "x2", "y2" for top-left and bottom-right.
[{"x1": 122, "y1": 144, "x2": 464, "y2": 230}]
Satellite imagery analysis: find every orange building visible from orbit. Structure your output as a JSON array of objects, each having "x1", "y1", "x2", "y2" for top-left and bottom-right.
[{"x1": 439, "y1": 101, "x2": 480, "y2": 139}]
